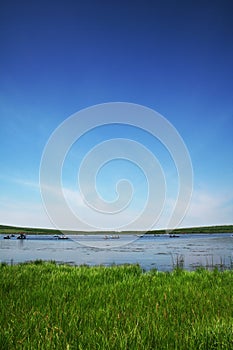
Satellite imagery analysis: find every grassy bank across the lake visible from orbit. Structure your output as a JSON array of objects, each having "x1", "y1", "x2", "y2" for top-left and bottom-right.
[
  {"x1": 0, "y1": 224, "x2": 61, "y2": 235},
  {"x1": 0, "y1": 224, "x2": 233, "y2": 235},
  {"x1": 1, "y1": 262, "x2": 233, "y2": 350},
  {"x1": 149, "y1": 224, "x2": 233, "y2": 235}
]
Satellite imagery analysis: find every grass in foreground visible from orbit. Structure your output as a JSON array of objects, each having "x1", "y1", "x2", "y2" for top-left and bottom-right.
[{"x1": 0, "y1": 262, "x2": 233, "y2": 349}]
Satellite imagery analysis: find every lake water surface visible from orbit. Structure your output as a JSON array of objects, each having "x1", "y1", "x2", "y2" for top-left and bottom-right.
[{"x1": 0, "y1": 233, "x2": 232, "y2": 271}]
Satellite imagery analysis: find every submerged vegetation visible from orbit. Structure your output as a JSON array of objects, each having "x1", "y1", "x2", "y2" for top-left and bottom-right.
[{"x1": 1, "y1": 262, "x2": 233, "y2": 349}]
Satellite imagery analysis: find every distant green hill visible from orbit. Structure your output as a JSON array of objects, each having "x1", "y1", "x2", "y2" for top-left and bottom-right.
[
  {"x1": 0, "y1": 225, "x2": 60, "y2": 235},
  {"x1": 148, "y1": 225, "x2": 233, "y2": 234},
  {"x1": 0, "y1": 224, "x2": 232, "y2": 235}
]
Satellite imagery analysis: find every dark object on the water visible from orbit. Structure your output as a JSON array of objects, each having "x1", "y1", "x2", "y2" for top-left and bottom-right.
[
  {"x1": 169, "y1": 234, "x2": 180, "y2": 238},
  {"x1": 4, "y1": 235, "x2": 11, "y2": 239},
  {"x1": 53, "y1": 234, "x2": 68, "y2": 239},
  {"x1": 104, "y1": 235, "x2": 120, "y2": 239},
  {"x1": 58, "y1": 235, "x2": 68, "y2": 240},
  {"x1": 10, "y1": 234, "x2": 15, "y2": 237},
  {"x1": 17, "y1": 233, "x2": 26, "y2": 239}
]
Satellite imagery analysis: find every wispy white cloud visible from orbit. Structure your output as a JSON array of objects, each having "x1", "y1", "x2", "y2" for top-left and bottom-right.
[
  {"x1": 1, "y1": 175, "x2": 232, "y2": 230},
  {"x1": 181, "y1": 189, "x2": 233, "y2": 227},
  {"x1": 0, "y1": 196, "x2": 53, "y2": 228},
  {"x1": 14, "y1": 178, "x2": 40, "y2": 189}
]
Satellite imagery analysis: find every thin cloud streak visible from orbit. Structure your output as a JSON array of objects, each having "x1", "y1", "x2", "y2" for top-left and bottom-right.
[{"x1": 1, "y1": 176, "x2": 232, "y2": 230}]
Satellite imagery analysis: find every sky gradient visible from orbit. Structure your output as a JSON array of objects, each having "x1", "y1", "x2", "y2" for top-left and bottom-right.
[{"x1": 1, "y1": 0, "x2": 233, "y2": 230}]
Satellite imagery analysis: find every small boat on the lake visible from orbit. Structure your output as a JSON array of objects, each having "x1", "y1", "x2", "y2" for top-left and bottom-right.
[
  {"x1": 53, "y1": 234, "x2": 68, "y2": 239},
  {"x1": 57, "y1": 235, "x2": 69, "y2": 240},
  {"x1": 169, "y1": 234, "x2": 180, "y2": 238},
  {"x1": 17, "y1": 233, "x2": 26, "y2": 239}
]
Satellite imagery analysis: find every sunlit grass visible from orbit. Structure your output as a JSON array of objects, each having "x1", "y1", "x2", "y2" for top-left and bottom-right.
[{"x1": 1, "y1": 262, "x2": 233, "y2": 349}]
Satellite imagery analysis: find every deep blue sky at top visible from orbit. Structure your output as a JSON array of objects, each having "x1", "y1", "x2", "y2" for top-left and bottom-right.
[{"x1": 0, "y1": 0, "x2": 232, "y2": 227}]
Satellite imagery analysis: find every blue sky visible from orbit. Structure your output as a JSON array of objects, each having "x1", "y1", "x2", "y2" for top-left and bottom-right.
[{"x1": 0, "y1": 0, "x2": 232, "y2": 230}]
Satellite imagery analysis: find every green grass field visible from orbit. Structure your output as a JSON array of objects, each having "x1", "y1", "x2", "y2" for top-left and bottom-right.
[{"x1": 1, "y1": 262, "x2": 233, "y2": 349}]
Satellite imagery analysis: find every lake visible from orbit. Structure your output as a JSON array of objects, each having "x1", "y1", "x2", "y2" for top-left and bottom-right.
[{"x1": 0, "y1": 233, "x2": 232, "y2": 271}]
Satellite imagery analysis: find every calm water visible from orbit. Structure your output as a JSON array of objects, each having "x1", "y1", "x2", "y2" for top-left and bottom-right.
[{"x1": 0, "y1": 233, "x2": 232, "y2": 271}]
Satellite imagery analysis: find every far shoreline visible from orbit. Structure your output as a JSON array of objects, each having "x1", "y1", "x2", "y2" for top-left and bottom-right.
[{"x1": 0, "y1": 224, "x2": 232, "y2": 235}]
